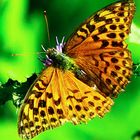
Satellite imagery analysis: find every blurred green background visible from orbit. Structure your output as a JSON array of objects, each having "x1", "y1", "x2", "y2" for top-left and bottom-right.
[{"x1": 0, "y1": 0, "x2": 140, "y2": 140}]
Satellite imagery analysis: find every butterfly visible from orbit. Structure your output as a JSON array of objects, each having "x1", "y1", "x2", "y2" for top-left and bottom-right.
[{"x1": 18, "y1": 0, "x2": 135, "y2": 139}]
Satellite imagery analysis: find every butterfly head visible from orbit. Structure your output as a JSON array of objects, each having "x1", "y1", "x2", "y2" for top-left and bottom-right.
[
  {"x1": 41, "y1": 36, "x2": 65, "y2": 66},
  {"x1": 41, "y1": 36, "x2": 77, "y2": 71}
]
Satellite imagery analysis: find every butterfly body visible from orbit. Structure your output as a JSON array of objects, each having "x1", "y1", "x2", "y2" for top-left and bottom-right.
[
  {"x1": 18, "y1": 0, "x2": 135, "y2": 139},
  {"x1": 45, "y1": 48, "x2": 89, "y2": 82},
  {"x1": 46, "y1": 48, "x2": 77, "y2": 71}
]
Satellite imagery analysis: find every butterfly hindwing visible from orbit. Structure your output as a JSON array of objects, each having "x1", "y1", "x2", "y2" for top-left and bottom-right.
[
  {"x1": 64, "y1": 0, "x2": 135, "y2": 97},
  {"x1": 63, "y1": 70, "x2": 113, "y2": 122},
  {"x1": 18, "y1": 67, "x2": 113, "y2": 139}
]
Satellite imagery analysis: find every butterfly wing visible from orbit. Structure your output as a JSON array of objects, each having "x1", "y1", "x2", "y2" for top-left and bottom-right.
[
  {"x1": 18, "y1": 66, "x2": 113, "y2": 139},
  {"x1": 63, "y1": 0, "x2": 135, "y2": 97}
]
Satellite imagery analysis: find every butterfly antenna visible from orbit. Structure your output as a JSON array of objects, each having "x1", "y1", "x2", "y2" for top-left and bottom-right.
[{"x1": 44, "y1": 11, "x2": 51, "y2": 47}]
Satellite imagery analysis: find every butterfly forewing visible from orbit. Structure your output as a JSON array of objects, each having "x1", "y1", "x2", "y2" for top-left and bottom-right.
[
  {"x1": 64, "y1": 0, "x2": 135, "y2": 97},
  {"x1": 18, "y1": 67, "x2": 54, "y2": 139},
  {"x1": 18, "y1": 67, "x2": 113, "y2": 139},
  {"x1": 64, "y1": 0, "x2": 135, "y2": 53}
]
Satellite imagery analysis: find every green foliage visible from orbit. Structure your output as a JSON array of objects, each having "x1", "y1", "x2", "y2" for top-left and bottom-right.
[
  {"x1": 0, "y1": 0, "x2": 140, "y2": 140},
  {"x1": 132, "y1": 131, "x2": 140, "y2": 140},
  {"x1": 0, "y1": 74, "x2": 37, "y2": 106}
]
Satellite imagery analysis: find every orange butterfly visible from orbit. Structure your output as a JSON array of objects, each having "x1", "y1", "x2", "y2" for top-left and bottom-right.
[{"x1": 18, "y1": 0, "x2": 135, "y2": 139}]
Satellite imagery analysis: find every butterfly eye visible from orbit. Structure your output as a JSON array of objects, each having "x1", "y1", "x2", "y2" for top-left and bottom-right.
[
  {"x1": 52, "y1": 48, "x2": 56, "y2": 51},
  {"x1": 46, "y1": 48, "x2": 58, "y2": 60}
]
